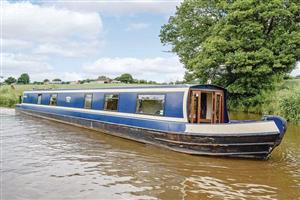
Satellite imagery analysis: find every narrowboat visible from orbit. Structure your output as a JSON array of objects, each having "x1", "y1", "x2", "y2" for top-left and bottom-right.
[{"x1": 16, "y1": 84, "x2": 287, "y2": 159}]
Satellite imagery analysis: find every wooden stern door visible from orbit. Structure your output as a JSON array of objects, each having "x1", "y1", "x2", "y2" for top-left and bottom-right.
[{"x1": 189, "y1": 90, "x2": 224, "y2": 124}]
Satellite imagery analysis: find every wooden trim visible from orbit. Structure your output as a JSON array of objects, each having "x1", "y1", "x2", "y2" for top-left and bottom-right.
[
  {"x1": 190, "y1": 92, "x2": 195, "y2": 123},
  {"x1": 197, "y1": 91, "x2": 201, "y2": 123},
  {"x1": 212, "y1": 92, "x2": 215, "y2": 124},
  {"x1": 200, "y1": 119, "x2": 211, "y2": 123}
]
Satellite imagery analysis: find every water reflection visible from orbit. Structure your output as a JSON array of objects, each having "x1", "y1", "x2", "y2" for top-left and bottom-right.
[{"x1": 1, "y1": 109, "x2": 300, "y2": 199}]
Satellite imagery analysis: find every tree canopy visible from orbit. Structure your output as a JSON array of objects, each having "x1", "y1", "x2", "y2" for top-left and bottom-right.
[
  {"x1": 160, "y1": 0, "x2": 300, "y2": 107},
  {"x1": 5, "y1": 77, "x2": 17, "y2": 85},
  {"x1": 115, "y1": 73, "x2": 134, "y2": 83},
  {"x1": 17, "y1": 73, "x2": 30, "y2": 84}
]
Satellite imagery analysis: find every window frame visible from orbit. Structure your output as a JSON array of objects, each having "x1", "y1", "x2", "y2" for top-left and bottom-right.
[
  {"x1": 135, "y1": 93, "x2": 166, "y2": 116},
  {"x1": 84, "y1": 93, "x2": 93, "y2": 109},
  {"x1": 22, "y1": 94, "x2": 27, "y2": 103},
  {"x1": 103, "y1": 93, "x2": 119, "y2": 111},
  {"x1": 49, "y1": 93, "x2": 58, "y2": 106},
  {"x1": 37, "y1": 94, "x2": 42, "y2": 105}
]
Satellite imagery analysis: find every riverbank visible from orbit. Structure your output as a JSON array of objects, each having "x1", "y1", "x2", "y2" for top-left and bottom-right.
[
  {"x1": 228, "y1": 78, "x2": 300, "y2": 124},
  {"x1": 1, "y1": 79, "x2": 299, "y2": 124}
]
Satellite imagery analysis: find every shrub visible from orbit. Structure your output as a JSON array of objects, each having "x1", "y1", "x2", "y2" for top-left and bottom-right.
[{"x1": 279, "y1": 93, "x2": 300, "y2": 124}]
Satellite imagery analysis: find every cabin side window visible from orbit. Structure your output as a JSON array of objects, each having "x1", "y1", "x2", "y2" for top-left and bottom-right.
[
  {"x1": 49, "y1": 94, "x2": 58, "y2": 106},
  {"x1": 37, "y1": 94, "x2": 42, "y2": 104},
  {"x1": 84, "y1": 94, "x2": 93, "y2": 109},
  {"x1": 104, "y1": 94, "x2": 119, "y2": 111},
  {"x1": 136, "y1": 94, "x2": 165, "y2": 116},
  {"x1": 22, "y1": 94, "x2": 27, "y2": 103}
]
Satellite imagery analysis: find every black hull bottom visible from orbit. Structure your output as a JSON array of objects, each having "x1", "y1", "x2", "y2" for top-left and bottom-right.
[{"x1": 16, "y1": 108, "x2": 281, "y2": 160}]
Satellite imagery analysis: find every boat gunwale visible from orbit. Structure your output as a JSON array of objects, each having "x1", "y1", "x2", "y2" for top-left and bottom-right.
[{"x1": 16, "y1": 106, "x2": 280, "y2": 137}]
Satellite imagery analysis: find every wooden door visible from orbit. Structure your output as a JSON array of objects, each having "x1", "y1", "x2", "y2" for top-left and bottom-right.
[
  {"x1": 189, "y1": 90, "x2": 224, "y2": 124},
  {"x1": 213, "y1": 92, "x2": 224, "y2": 123}
]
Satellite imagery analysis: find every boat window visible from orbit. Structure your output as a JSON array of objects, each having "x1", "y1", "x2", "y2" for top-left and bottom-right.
[
  {"x1": 104, "y1": 94, "x2": 119, "y2": 111},
  {"x1": 49, "y1": 94, "x2": 57, "y2": 106},
  {"x1": 136, "y1": 94, "x2": 165, "y2": 116},
  {"x1": 84, "y1": 94, "x2": 93, "y2": 109},
  {"x1": 22, "y1": 95, "x2": 27, "y2": 103},
  {"x1": 37, "y1": 94, "x2": 42, "y2": 104}
]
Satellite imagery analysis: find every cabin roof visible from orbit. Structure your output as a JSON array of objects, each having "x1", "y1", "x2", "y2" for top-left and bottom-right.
[
  {"x1": 29, "y1": 84, "x2": 190, "y2": 91},
  {"x1": 27, "y1": 84, "x2": 226, "y2": 91}
]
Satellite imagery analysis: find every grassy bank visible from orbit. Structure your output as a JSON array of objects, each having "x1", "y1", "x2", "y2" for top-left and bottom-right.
[
  {"x1": 261, "y1": 79, "x2": 300, "y2": 124},
  {"x1": 228, "y1": 78, "x2": 300, "y2": 124}
]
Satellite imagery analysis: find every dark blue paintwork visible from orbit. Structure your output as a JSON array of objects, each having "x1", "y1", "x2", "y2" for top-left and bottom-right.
[
  {"x1": 24, "y1": 91, "x2": 186, "y2": 118},
  {"x1": 41, "y1": 93, "x2": 51, "y2": 105},
  {"x1": 57, "y1": 93, "x2": 85, "y2": 108},
  {"x1": 18, "y1": 104, "x2": 186, "y2": 133},
  {"x1": 23, "y1": 93, "x2": 38, "y2": 104},
  {"x1": 164, "y1": 92, "x2": 184, "y2": 118},
  {"x1": 92, "y1": 92, "x2": 105, "y2": 110},
  {"x1": 263, "y1": 115, "x2": 287, "y2": 137},
  {"x1": 119, "y1": 93, "x2": 137, "y2": 113}
]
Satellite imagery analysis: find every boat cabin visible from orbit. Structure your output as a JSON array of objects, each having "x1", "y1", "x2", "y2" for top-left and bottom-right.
[{"x1": 21, "y1": 84, "x2": 229, "y2": 124}]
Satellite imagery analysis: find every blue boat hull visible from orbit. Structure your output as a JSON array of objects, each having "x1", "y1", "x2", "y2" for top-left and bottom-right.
[{"x1": 16, "y1": 106, "x2": 284, "y2": 160}]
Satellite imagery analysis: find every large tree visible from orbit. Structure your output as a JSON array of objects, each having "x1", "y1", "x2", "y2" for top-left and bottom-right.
[
  {"x1": 17, "y1": 73, "x2": 30, "y2": 84},
  {"x1": 115, "y1": 73, "x2": 134, "y2": 83},
  {"x1": 4, "y1": 77, "x2": 17, "y2": 85},
  {"x1": 160, "y1": 0, "x2": 300, "y2": 107}
]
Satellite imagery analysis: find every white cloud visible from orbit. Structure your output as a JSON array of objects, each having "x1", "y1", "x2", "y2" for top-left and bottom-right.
[
  {"x1": 1, "y1": 1, "x2": 105, "y2": 81},
  {"x1": 2, "y1": 1, "x2": 103, "y2": 57},
  {"x1": 2, "y1": 53, "x2": 53, "y2": 76},
  {"x1": 126, "y1": 23, "x2": 150, "y2": 31},
  {"x1": 3, "y1": 1, "x2": 102, "y2": 41},
  {"x1": 291, "y1": 62, "x2": 300, "y2": 77},
  {"x1": 83, "y1": 56, "x2": 185, "y2": 82},
  {"x1": 43, "y1": 1, "x2": 181, "y2": 15},
  {"x1": 1, "y1": 39, "x2": 34, "y2": 51}
]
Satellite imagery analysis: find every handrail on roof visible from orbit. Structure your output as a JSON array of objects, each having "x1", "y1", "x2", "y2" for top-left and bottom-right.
[{"x1": 28, "y1": 84, "x2": 227, "y2": 92}]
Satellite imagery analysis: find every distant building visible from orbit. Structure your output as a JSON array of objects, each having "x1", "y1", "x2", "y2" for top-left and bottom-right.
[
  {"x1": 111, "y1": 80, "x2": 121, "y2": 84},
  {"x1": 92, "y1": 76, "x2": 111, "y2": 84},
  {"x1": 94, "y1": 80, "x2": 106, "y2": 84},
  {"x1": 50, "y1": 80, "x2": 62, "y2": 84},
  {"x1": 69, "y1": 81, "x2": 79, "y2": 85}
]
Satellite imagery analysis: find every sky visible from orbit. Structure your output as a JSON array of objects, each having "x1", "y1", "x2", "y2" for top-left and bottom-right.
[{"x1": 1, "y1": 0, "x2": 299, "y2": 82}]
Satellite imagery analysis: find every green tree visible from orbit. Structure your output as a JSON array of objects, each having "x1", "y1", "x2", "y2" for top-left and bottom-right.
[
  {"x1": 115, "y1": 73, "x2": 134, "y2": 83},
  {"x1": 52, "y1": 78, "x2": 61, "y2": 82},
  {"x1": 43, "y1": 79, "x2": 50, "y2": 83},
  {"x1": 17, "y1": 73, "x2": 30, "y2": 84},
  {"x1": 5, "y1": 77, "x2": 17, "y2": 84},
  {"x1": 160, "y1": 0, "x2": 300, "y2": 107}
]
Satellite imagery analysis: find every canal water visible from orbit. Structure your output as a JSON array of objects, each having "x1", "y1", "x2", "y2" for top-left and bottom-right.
[{"x1": 1, "y1": 108, "x2": 299, "y2": 200}]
